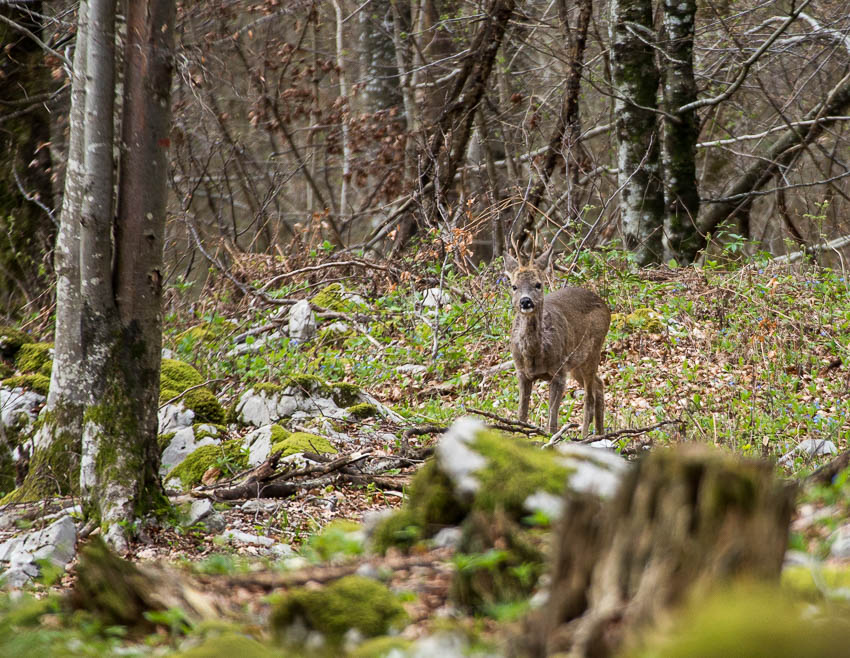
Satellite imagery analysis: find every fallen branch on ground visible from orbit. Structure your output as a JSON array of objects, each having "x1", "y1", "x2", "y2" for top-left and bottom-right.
[{"x1": 576, "y1": 419, "x2": 685, "y2": 444}]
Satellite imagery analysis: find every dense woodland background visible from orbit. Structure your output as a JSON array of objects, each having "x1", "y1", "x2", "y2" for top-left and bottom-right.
[
  {"x1": 2, "y1": 0, "x2": 850, "y2": 319},
  {"x1": 1, "y1": 1, "x2": 850, "y2": 656}
]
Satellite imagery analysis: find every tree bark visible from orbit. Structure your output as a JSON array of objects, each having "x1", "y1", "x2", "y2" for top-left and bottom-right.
[
  {"x1": 16, "y1": 0, "x2": 175, "y2": 550},
  {"x1": 661, "y1": 0, "x2": 701, "y2": 263},
  {"x1": 610, "y1": 0, "x2": 665, "y2": 265},
  {"x1": 522, "y1": 446, "x2": 795, "y2": 658},
  {"x1": 0, "y1": 1, "x2": 56, "y2": 317},
  {"x1": 514, "y1": 0, "x2": 592, "y2": 249},
  {"x1": 698, "y1": 73, "x2": 850, "y2": 248}
]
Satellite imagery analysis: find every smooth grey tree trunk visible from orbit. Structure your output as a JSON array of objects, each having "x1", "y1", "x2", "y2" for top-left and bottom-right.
[
  {"x1": 16, "y1": 0, "x2": 175, "y2": 550},
  {"x1": 661, "y1": 0, "x2": 700, "y2": 263},
  {"x1": 610, "y1": 0, "x2": 665, "y2": 265}
]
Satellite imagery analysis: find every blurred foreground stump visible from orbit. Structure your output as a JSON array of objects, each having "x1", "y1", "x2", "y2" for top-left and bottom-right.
[
  {"x1": 523, "y1": 445, "x2": 795, "y2": 657},
  {"x1": 71, "y1": 537, "x2": 221, "y2": 632}
]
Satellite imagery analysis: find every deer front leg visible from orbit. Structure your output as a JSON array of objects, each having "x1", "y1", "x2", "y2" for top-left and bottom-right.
[
  {"x1": 517, "y1": 374, "x2": 532, "y2": 424},
  {"x1": 547, "y1": 376, "x2": 566, "y2": 434}
]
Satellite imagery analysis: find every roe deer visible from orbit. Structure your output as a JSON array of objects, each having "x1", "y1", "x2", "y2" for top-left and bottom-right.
[{"x1": 505, "y1": 246, "x2": 611, "y2": 437}]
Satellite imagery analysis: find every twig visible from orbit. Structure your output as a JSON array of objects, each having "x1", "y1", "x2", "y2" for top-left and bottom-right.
[
  {"x1": 258, "y1": 259, "x2": 397, "y2": 292},
  {"x1": 576, "y1": 419, "x2": 684, "y2": 444},
  {"x1": 402, "y1": 424, "x2": 448, "y2": 456},
  {"x1": 466, "y1": 407, "x2": 548, "y2": 434}
]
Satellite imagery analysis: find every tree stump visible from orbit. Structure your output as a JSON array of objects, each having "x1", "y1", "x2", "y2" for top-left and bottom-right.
[{"x1": 524, "y1": 445, "x2": 795, "y2": 657}]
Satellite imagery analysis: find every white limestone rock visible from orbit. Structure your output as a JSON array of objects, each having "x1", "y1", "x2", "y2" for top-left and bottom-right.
[
  {"x1": 160, "y1": 426, "x2": 217, "y2": 476},
  {"x1": 0, "y1": 515, "x2": 76, "y2": 588},
  {"x1": 288, "y1": 299, "x2": 317, "y2": 342}
]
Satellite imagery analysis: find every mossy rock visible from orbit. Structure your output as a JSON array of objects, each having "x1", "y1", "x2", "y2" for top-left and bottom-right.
[
  {"x1": 176, "y1": 323, "x2": 228, "y2": 348},
  {"x1": 175, "y1": 632, "x2": 277, "y2": 658},
  {"x1": 371, "y1": 460, "x2": 464, "y2": 553},
  {"x1": 13, "y1": 342, "x2": 52, "y2": 374},
  {"x1": 625, "y1": 584, "x2": 850, "y2": 657},
  {"x1": 161, "y1": 358, "x2": 204, "y2": 392},
  {"x1": 167, "y1": 439, "x2": 247, "y2": 489},
  {"x1": 610, "y1": 307, "x2": 665, "y2": 333},
  {"x1": 39, "y1": 359, "x2": 52, "y2": 377},
  {"x1": 271, "y1": 432, "x2": 337, "y2": 458},
  {"x1": 311, "y1": 282, "x2": 364, "y2": 313},
  {"x1": 347, "y1": 403, "x2": 378, "y2": 419},
  {"x1": 194, "y1": 423, "x2": 226, "y2": 441},
  {"x1": 0, "y1": 361, "x2": 13, "y2": 379},
  {"x1": 183, "y1": 388, "x2": 226, "y2": 425},
  {"x1": 0, "y1": 326, "x2": 32, "y2": 359},
  {"x1": 2, "y1": 374, "x2": 49, "y2": 396},
  {"x1": 157, "y1": 432, "x2": 177, "y2": 455},
  {"x1": 160, "y1": 359, "x2": 225, "y2": 424},
  {"x1": 252, "y1": 382, "x2": 285, "y2": 397},
  {"x1": 270, "y1": 575, "x2": 408, "y2": 644},
  {"x1": 283, "y1": 374, "x2": 361, "y2": 407}
]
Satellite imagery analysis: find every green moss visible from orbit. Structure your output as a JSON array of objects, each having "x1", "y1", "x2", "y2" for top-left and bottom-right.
[
  {"x1": 610, "y1": 308, "x2": 665, "y2": 333},
  {"x1": 0, "y1": 361, "x2": 12, "y2": 379},
  {"x1": 160, "y1": 358, "x2": 204, "y2": 392},
  {"x1": 158, "y1": 432, "x2": 177, "y2": 455},
  {"x1": 626, "y1": 584, "x2": 850, "y2": 657},
  {"x1": 271, "y1": 432, "x2": 336, "y2": 458},
  {"x1": 14, "y1": 342, "x2": 52, "y2": 373},
  {"x1": 782, "y1": 564, "x2": 850, "y2": 596},
  {"x1": 268, "y1": 424, "x2": 290, "y2": 444},
  {"x1": 285, "y1": 373, "x2": 330, "y2": 394},
  {"x1": 270, "y1": 575, "x2": 408, "y2": 643},
  {"x1": 167, "y1": 439, "x2": 247, "y2": 489},
  {"x1": 193, "y1": 423, "x2": 226, "y2": 441},
  {"x1": 371, "y1": 460, "x2": 465, "y2": 553},
  {"x1": 0, "y1": 325, "x2": 32, "y2": 359},
  {"x1": 183, "y1": 388, "x2": 226, "y2": 425},
  {"x1": 252, "y1": 383, "x2": 285, "y2": 397},
  {"x1": 2, "y1": 374, "x2": 49, "y2": 396},
  {"x1": 471, "y1": 431, "x2": 570, "y2": 516},
  {"x1": 38, "y1": 359, "x2": 52, "y2": 377},
  {"x1": 311, "y1": 283, "x2": 363, "y2": 313},
  {"x1": 350, "y1": 635, "x2": 412, "y2": 658},
  {"x1": 175, "y1": 632, "x2": 277, "y2": 658},
  {"x1": 347, "y1": 403, "x2": 377, "y2": 419},
  {"x1": 331, "y1": 382, "x2": 361, "y2": 407}
]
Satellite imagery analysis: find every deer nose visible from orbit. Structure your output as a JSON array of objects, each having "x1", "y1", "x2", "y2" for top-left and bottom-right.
[{"x1": 519, "y1": 297, "x2": 534, "y2": 311}]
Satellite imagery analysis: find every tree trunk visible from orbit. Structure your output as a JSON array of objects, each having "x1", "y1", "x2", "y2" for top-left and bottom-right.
[
  {"x1": 661, "y1": 0, "x2": 700, "y2": 263},
  {"x1": 514, "y1": 0, "x2": 592, "y2": 249},
  {"x1": 16, "y1": 0, "x2": 175, "y2": 550},
  {"x1": 610, "y1": 0, "x2": 665, "y2": 265},
  {"x1": 20, "y1": 0, "x2": 90, "y2": 501},
  {"x1": 698, "y1": 73, "x2": 850, "y2": 248},
  {"x1": 0, "y1": 1, "x2": 56, "y2": 317},
  {"x1": 522, "y1": 446, "x2": 795, "y2": 658}
]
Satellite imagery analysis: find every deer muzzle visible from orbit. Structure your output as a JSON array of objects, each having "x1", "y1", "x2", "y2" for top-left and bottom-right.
[{"x1": 519, "y1": 297, "x2": 535, "y2": 313}]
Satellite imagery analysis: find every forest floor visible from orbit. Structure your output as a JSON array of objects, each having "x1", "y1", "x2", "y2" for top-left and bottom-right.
[{"x1": 3, "y1": 248, "x2": 850, "y2": 655}]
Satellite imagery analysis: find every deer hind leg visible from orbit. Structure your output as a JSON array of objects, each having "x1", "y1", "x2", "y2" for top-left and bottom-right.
[
  {"x1": 547, "y1": 376, "x2": 566, "y2": 434},
  {"x1": 592, "y1": 374, "x2": 605, "y2": 435}
]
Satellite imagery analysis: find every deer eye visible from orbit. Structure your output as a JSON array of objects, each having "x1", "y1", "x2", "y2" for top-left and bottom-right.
[
  {"x1": 535, "y1": 282, "x2": 542, "y2": 289},
  {"x1": 511, "y1": 285, "x2": 517, "y2": 291}
]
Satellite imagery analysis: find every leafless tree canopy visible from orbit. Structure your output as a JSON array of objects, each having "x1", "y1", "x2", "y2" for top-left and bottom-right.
[{"x1": 2, "y1": 0, "x2": 850, "y2": 310}]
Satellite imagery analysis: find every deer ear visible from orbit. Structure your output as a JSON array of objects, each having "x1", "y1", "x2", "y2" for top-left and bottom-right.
[
  {"x1": 534, "y1": 244, "x2": 555, "y2": 272},
  {"x1": 504, "y1": 253, "x2": 519, "y2": 275}
]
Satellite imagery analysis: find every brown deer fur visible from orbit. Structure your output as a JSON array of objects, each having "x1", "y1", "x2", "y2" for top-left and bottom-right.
[{"x1": 505, "y1": 248, "x2": 611, "y2": 436}]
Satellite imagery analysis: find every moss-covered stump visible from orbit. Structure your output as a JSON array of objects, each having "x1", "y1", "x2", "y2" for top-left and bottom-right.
[
  {"x1": 270, "y1": 575, "x2": 407, "y2": 646},
  {"x1": 524, "y1": 445, "x2": 796, "y2": 658},
  {"x1": 167, "y1": 439, "x2": 248, "y2": 489},
  {"x1": 0, "y1": 326, "x2": 32, "y2": 359},
  {"x1": 159, "y1": 359, "x2": 225, "y2": 424},
  {"x1": 372, "y1": 418, "x2": 628, "y2": 613},
  {"x1": 71, "y1": 537, "x2": 221, "y2": 632},
  {"x1": 13, "y1": 342, "x2": 52, "y2": 373},
  {"x1": 624, "y1": 584, "x2": 850, "y2": 658}
]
